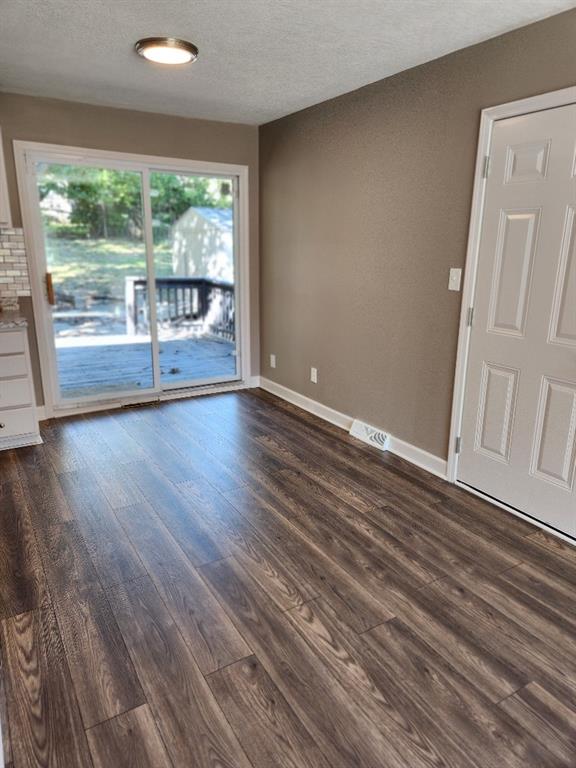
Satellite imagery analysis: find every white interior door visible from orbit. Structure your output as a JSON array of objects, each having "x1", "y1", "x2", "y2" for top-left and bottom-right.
[{"x1": 459, "y1": 103, "x2": 576, "y2": 536}]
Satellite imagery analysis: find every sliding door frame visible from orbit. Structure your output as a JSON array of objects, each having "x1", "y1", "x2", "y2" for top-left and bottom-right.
[{"x1": 14, "y1": 140, "x2": 252, "y2": 418}]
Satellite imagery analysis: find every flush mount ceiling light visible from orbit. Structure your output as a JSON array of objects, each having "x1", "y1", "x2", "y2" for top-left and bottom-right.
[{"x1": 135, "y1": 37, "x2": 199, "y2": 65}]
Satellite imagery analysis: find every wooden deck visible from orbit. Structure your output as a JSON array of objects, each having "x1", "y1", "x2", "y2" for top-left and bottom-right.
[
  {"x1": 1, "y1": 390, "x2": 576, "y2": 767},
  {"x1": 56, "y1": 336, "x2": 237, "y2": 397}
]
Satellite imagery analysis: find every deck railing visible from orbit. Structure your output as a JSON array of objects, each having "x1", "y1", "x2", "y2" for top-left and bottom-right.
[{"x1": 125, "y1": 276, "x2": 235, "y2": 341}]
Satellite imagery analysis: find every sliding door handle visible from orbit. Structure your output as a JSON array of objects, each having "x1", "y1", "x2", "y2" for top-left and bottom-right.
[{"x1": 46, "y1": 272, "x2": 56, "y2": 306}]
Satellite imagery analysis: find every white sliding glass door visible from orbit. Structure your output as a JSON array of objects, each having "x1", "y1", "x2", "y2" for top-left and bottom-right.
[
  {"x1": 149, "y1": 170, "x2": 238, "y2": 389},
  {"x1": 35, "y1": 162, "x2": 156, "y2": 401},
  {"x1": 18, "y1": 145, "x2": 247, "y2": 413}
]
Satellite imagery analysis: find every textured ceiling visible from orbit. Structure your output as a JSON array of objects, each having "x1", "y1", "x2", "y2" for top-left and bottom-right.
[{"x1": 0, "y1": 0, "x2": 574, "y2": 125}]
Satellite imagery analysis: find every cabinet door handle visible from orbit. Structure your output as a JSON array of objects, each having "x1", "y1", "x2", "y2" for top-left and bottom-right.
[
  {"x1": 0, "y1": 423, "x2": 5, "y2": 429},
  {"x1": 46, "y1": 272, "x2": 56, "y2": 306}
]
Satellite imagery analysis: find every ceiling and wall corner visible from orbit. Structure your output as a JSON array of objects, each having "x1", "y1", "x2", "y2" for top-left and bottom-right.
[
  {"x1": 0, "y1": 1, "x2": 574, "y2": 125},
  {"x1": 258, "y1": 6, "x2": 576, "y2": 460}
]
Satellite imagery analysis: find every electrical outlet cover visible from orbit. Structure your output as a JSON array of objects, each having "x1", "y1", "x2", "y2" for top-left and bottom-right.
[{"x1": 448, "y1": 268, "x2": 462, "y2": 291}]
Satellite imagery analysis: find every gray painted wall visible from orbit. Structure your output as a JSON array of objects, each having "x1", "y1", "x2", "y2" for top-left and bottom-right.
[{"x1": 259, "y1": 8, "x2": 576, "y2": 459}]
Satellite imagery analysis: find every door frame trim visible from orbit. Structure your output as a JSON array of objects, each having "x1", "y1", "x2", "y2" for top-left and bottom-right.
[
  {"x1": 14, "y1": 140, "x2": 252, "y2": 417},
  {"x1": 447, "y1": 85, "x2": 576, "y2": 485}
]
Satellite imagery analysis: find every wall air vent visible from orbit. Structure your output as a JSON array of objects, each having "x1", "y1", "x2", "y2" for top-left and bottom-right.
[{"x1": 349, "y1": 419, "x2": 389, "y2": 451}]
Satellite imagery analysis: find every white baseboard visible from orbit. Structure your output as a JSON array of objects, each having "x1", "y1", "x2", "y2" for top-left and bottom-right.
[
  {"x1": 259, "y1": 377, "x2": 448, "y2": 479},
  {"x1": 386, "y1": 434, "x2": 448, "y2": 480},
  {"x1": 259, "y1": 377, "x2": 353, "y2": 430}
]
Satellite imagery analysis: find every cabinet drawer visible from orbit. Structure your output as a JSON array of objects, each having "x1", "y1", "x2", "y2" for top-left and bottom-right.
[
  {"x1": 0, "y1": 330, "x2": 26, "y2": 355},
  {"x1": 0, "y1": 407, "x2": 37, "y2": 438},
  {"x1": 0, "y1": 377, "x2": 32, "y2": 409},
  {"x1": 0, "y1": 354, "x2": 28, "y2": 378}
]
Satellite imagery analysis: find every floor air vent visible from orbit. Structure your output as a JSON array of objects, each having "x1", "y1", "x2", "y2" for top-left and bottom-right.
[{"x1": 349, "y1": 419, "x2": 389, "y2": 451}]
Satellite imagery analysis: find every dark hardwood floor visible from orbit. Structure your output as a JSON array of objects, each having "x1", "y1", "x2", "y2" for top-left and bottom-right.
[{"x1": 1, "y1": 388, "x2": 576, "y2": 767}]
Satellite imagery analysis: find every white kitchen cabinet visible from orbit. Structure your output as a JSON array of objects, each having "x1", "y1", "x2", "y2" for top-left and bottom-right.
[{"x1": 0, "y1": 314, "x2": 41, "y2": 450}]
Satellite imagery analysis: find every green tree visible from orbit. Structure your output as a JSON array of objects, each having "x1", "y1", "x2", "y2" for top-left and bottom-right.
[{"x1": 38, "y1": 164, "x2": 232, "y2": 240}]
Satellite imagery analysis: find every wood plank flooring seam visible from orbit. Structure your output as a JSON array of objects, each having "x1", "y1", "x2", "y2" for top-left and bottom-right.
[
  {"x1": 13, "y1": 453, "x2": 151, "y2": 734},
  {"x1": 222, "y1": 484, "x2": 395, "y2": 631},
  {"x1": 0, "y1": 469, "x2": 58, "y2": 766},
  {"x1": 185, "y1": 552, "x2": 259, "y2": 673},
  {"x1": 104, "y1": 560, "x2": 254, "y2": 678},
  {"x1": 89, "y1": 478, "x2": 150, "y2": 588},
  {"x1": 414, "y1": 575, "x2": 447, "y2": 592},
  {"x1": 355, "y1": 617, "x2": 396, "y2": 636},
  {"x1": 492, "y1": 562, "x2": 531, "y2": 580},
  {"x1": 194, "y1": 553, "x2": 272, "y2": 650},
  {"x1": 365, "y1": 499, "x2": 536, "y2": 563},
  {"x1": 113, "y1": 464, "x2": 227, "y2": 569},
  {"x1": 491, "y1": 683, "x2": 534, "y2": 707},
  {"x1": 105, "y1": 579, "x2": 257, "y2": 768},
  {"x1": 202, "y1": 653, "x2": 259, "y2": 680},
  {"x1": 54, "y1": 585, "x2": 147, "y2": 731},
  {"x1": 85, "y1": 704, "x2": 176, "y2": 768},
  {"x1": 108, "y1": 488, "x2": 255, "y2": 672},
  {"x1": 188, "y1": 655, "x2": 260, "y2": 768},
  {"x1": 409, "y1": 562, "x2": 524, "y2": 600},
  {"x1": 82, "y1": 701, "x2": 152, "y2": 733}
]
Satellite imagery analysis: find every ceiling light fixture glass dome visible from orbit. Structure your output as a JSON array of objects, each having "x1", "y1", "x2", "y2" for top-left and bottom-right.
[{"x1": 135, "y1": 37, "x2": 199, "y2": 65}]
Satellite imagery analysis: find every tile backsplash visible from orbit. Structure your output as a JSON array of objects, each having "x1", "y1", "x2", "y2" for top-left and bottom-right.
[{"x1": 0, "y1": 227, "x2": 30, "y2": 311}]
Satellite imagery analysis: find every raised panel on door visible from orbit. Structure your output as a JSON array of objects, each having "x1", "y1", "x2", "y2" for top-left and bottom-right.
[
  {"x1": 474, "y1": 362, "x2": 518, "y2": 463},
  {"x1": 504, "y1": 140, "x2": 551, "y2": 183},
  {"x1": 530, "y1": 377, "x2": 576, "y2": 491},
  {"x1": 488, "y1": 209, "x2": 539, "y2": 336},
  {"x1": 550, "y1": 205, "x2": 576, "y2": 346}
]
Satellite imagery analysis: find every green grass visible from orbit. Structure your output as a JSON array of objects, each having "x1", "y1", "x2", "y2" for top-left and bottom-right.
[{"x1": 46, "y1": 237, "x2": 172, "y2": 299}]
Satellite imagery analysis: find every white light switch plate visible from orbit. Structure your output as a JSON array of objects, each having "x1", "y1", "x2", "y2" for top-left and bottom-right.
[
  {"x1": 448, "y1": 268, "x2": 462, "y2": 291},
  {"x1": 270, "y1": 354, "x2": 276, "y2": 368},
  {"x1": 310, "y1": 367, "x2": 318, "y2": 384}
]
